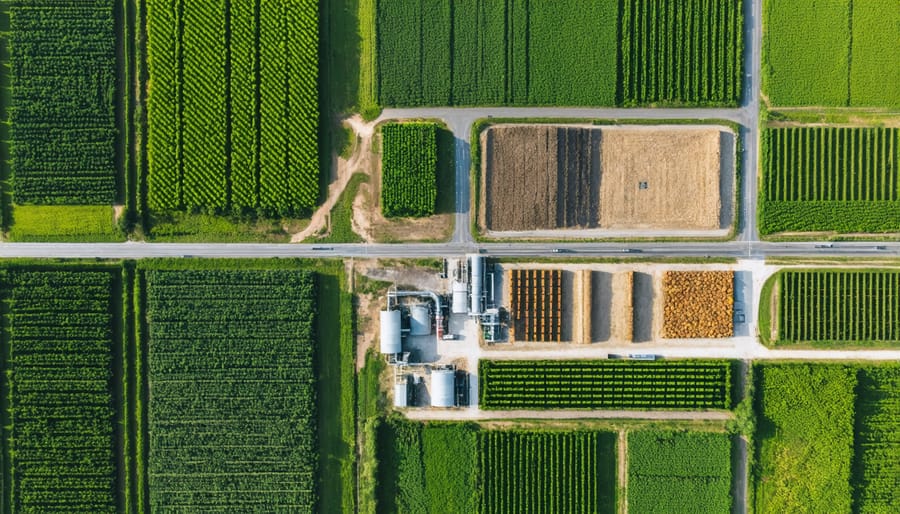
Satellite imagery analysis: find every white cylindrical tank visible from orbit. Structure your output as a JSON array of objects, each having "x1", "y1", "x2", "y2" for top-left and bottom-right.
[
  {"x1": 469, "y1": 255, "x2": 484, "y2": 315},
  {"x1": 409, "y1": 305, "x2": 431, "y2": 336},
  {"x1": 431, "y1": 369, "x2": 456, "y2": 407},
  {"x1": 380, "y1": 310, "x2": 402, "y2": 353},
  {"x1": 394, "y1": 381, "x2": 408, "y2": 408},
  {"x1": 451, "y1": 281, "x2": 468, "y2": 314}
]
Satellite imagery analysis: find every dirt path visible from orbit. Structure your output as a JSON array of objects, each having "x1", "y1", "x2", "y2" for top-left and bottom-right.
[
  {"x1": 618, "y1": 430, "x2": 628, "y2": 514},
  {"x1": 291, "y1": 115, "x2": 377, "y2": 242}
]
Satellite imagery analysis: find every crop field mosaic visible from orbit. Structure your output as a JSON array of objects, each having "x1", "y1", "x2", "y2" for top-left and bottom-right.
[
  {"x1": 146, "y1": 0, "x2": 319, "y2": 214},
  {"x1": 376, "y1": 0, "x2": 742, "y2": 107}
]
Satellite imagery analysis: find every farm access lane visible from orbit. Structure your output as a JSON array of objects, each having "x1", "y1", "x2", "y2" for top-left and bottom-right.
[{"x1": 0, "y1": 241, "x2": 898, "y2": 259}]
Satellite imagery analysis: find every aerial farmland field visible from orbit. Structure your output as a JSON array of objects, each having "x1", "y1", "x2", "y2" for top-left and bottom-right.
[{"x1": 480, "y1": 124, "x2": 733, "y2": 236}]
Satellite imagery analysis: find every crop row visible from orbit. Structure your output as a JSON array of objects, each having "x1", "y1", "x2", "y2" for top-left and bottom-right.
[
  {"x1": 778, "y1": 271, "x2": 900, "y2": 343},
  {"x1": 5, "y1": 269, "x2": 119, "y2": 513},
  {"x1": 478, "y1": 430, "x2": 615, "y2": 514},
  {"x1": 621, "y1": 0, "x2": 743, "y2": 105},
  {"x1": 479, "y1": 360, "x2": 732, "y2": 410},
  {"x1": 144, "y1": 269, "x2": 318, "y2": 511},
  {"x1": 763, "y1": 127, "x2": 899, "y2": 202},
  {"x1": 380, "y1": 123, "x2": 438, "y2": 217},
  {"x1": 146, "y1": 0, "x2": 319, "y2": 214},
  {"x1": 7, "y1": 2, "x2": 118, "y2": 204}
]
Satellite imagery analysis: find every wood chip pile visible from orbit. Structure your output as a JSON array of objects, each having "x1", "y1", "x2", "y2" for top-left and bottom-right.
[{"x1": 663, "y1": 271, "x2": 734, "y2": 338}]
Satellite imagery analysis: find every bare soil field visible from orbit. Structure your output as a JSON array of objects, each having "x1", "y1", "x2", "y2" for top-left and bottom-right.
[{"x1": 480, "y1": 124, "x2": 732, "y2": 235}]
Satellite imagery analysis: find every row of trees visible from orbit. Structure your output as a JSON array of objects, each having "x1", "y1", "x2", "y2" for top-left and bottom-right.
[
  {"x1": 479, "y1": 360, "x2": 732, "y2": 410},
  {"x1": 8, "y1": 1, "x2": 118, "y2": 204},
  {"x1": 146, "y1": 0, "x2": 319, "y2": 214},
  {"x1": 7, "y1": 269, "x2": 119, "y2": 513},
  {"x1": 144, "y1": 269, "x2": 319, "y2": 511},
  {"x1": 779, "y1": 270, "x2": 900, "y2": 343}
]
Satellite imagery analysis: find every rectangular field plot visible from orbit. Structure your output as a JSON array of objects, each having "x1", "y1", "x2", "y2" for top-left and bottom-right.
[
  {"x1": 381, "y1": 123, "x2": 438, "y2": 217},
  {"x1": 8, "y1": 1, "x2": 118, "y2": 204},
  {"x1": 627, "y1": 431, "x2": 732, "y2": 513},
  {"x1": 776, "y1": 270, "x2": 900, "y2": 344},
  {"x1": 479, "y1": 360, "x2": 732, "y2": 410},
  {"x1": 663, "y1": 271, "x2": 734, "y2": 339},
  {"x1": 146, "y1": 0, "x2": 319, "y2": 213},
  {"x1": 854, "y1": 366, "x2": 900, "y2": 512},
  {"x1": 478, "y1": 430, "x2": 616, "y2": 514},
  {"x1": 621, "y1": 0, "x2": 743, "y2": 105},
  {"x1": 760, "y1": 127, "x2": 900, "y2": 234},
  {"x1": 6, "y1": 269, "x2": 121, "y2": 513},
  {"x1": 144, "y1": 269, "x2": 318, "y2": 511},
  {"x1": 508, "y1": 269, "x2": 563, "y2": 342}
]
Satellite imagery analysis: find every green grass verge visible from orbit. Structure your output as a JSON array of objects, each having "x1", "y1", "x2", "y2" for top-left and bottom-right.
[
  {"x1": 144, "y1": 211, "x2": 306, "y2": 242},
  {"x1": 307, "y1": 173, "x2": 367, "y2": 243},
  {"x1": 6, "y1": 205, "x2": 124, "y2": 242}
]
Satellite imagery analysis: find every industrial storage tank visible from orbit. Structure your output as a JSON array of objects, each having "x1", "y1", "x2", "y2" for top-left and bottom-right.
[
  {"x1": 409, "y1": 304, "x2": 431, "y2": 336},
  {"x1": 394, "y1": 381, "x2": 409, "y2": 408},
  {"x1": 469, "y1": 255, "x2": 484, "y2": 315},
  {"x1": 451, "y1": 281, "x2": 468, "y2": 314},
  {"x1": 431, "y1": 369, "x2": 456, "y2": 407},
  {"x1": 380, "y1": 310, "x2": 402, "y2": 353}
]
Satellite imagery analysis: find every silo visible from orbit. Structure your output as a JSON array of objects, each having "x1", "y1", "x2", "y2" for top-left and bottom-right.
[
  {"x1": 379, "y1": 310, "x2": 402, "y2": 353},
  {"x1": 469, "y1": 255, "x2": 484, "y2": 315},
  {"x1": 431, "y1": 369, "x2": 456, "y2": 407},
  {"x1": 409, "y1": 305, "x2": 431, "y2": 336},
  {"x1": 451, "y1": 281, "x2": 468, "y2": 314},
  {"x1": 394, "y1": 381, "x2": 409, "y2": 408}
]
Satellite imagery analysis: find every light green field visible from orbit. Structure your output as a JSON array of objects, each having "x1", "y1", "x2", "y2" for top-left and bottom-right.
[{"x1": 7, "y1": 205, "x2": 123, "y2": 242}]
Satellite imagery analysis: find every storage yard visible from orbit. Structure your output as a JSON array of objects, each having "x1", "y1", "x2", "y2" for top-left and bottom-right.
[{"x1": 480, "y1": 124, "x2": 734, "y2": 236}]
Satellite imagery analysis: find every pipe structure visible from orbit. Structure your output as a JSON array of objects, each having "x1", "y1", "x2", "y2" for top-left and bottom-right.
[{"x1": 388, "y1": 290, "x2": 445, "y2": 338}]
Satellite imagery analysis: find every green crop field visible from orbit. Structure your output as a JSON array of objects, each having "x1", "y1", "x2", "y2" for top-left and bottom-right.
[
  {"x1": 627, "y1": 431, "x2": 732, "y2": 513},
  {"x1": 375, "y1": 0, "x2": 742, "y2": 107},
  {"x1": 479, "y1": 430, "x2": 617, "y2": 514},
  {"x1": 755, "y1": 363, "x2": 856, "y2": 513},
  {"x1": 763, "y1": 0, "x2": 900, "y2": 107},
  {"x1": 144, "y1": 269, "x2": 318, "y2": 510},
  {"x1": 755, "y1": 363, "x2": 900, "y2": 513},
  {"x1": 376, "y1": 0, "x2": 619, "y2": 106},
  {"x1": 376, "y1": 419, "x2": 477, "y2": 513},
  {"x1": 760, "y1": 127, "x2": 900, "y2": 234},
  {"x1": 381, "y1": 123, "x2": 438, "y2": 217},
  {"x1": 7, "y1": 1, "x2": 118, "y2": 204},
  {"x1": 621, "y1": 0, "x2": 743, "y2": 105},
  {"x1": 146, "y1": 0, "x2": 319, "y2": 214},
  {"x1": 5, "y1": 268, "x2": 122, "y2": 512},
  {"x1": 479, "y1": 360, "x2": 733, "y2": 410},
  {"x1": 771, "y1": 270, "x2": 900, "y2": 345}
]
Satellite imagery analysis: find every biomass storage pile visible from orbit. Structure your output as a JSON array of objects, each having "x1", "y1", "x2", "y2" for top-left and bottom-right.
[
  {"x1": 508, "y1": 269, "x2": 564, "y2": 342},
  {"x1": 663, "y1": 271, "x2": 734, "y2": 338}
]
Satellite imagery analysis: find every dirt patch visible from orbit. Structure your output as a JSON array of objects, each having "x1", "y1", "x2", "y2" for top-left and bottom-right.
[
  {"x1": 481, "y1": 125, "x2": 599, "y2": 231},
  {"x1": 600, "y1": 127, "x2": 721, "y2": 230},
  {"x1": 481, "y1": 124, "x2": 728, "y2": 234}
]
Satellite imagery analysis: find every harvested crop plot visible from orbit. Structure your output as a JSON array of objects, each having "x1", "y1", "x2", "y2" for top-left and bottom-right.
[
  {"x1": 479, "y1": 360, "x2": 732, "y2": 410},
  {"x1": 663, "y1": 271, "x2": 734, "y2": 338},
  {"x1": 144, "y1": 269, "x2": 318, "y2": 510},
  {"x1": 146, "y1": 0, "x2": 318, "y2": 213},
  {"x1": 774, "y1": 270, "x2": 900, "y2": 345},
  {"x1": 381, "y1": 123, "x2": 438, "y2": 217},
  {"x1": 5, "y1": 269, "x2": 121, "y2": 512},
  {"x1": 481, "y1": 125, "x2": 726, "y2": 233},
  {"x1": 763, "y1": 0, "x2": 900, "y2": 106},
  {"x1": 7, "y1": 1, "x2": 118, "y2": 204},
  {"x1": 508, "y1": 269, "x2": 563, "y2": 342},
  {"x1": 621, "y1": 0, "x2": 743, "y2": 105},
  {"x1": 376, "y1": 0, "x2": 618, "y2": 106},
  {"x1": 479, "y1": 430, "x2": 617, "y2": 514},
  {"x1": 628, "y1": 431, "x2": 732, "y2": 513},
  {"x1": 760, "y1": 127, "x2": 900, "y2": 234}
]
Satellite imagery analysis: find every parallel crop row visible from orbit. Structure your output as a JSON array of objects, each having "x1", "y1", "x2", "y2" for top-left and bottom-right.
[
  {"x1": 380, "y1": 123, "x2": 438, "y2": 217},
  {"x1": 146, "y1": 0, "x2": 319, "y2": 214},
  {"x1": 7, "y1": 1, "x2": 117, "y2": 204},
  {"x1": 479, "y1": 360, "x2": 732, "y2": 410},
  {"x1": 778, "y1": 270, "x2": 900, "y2": 343},
  {"x1": 478, "y1": 430, "x2": 615, "y2": 514},
  {"x1": 145, "y1": 269, "x2": 318, "y2": 511},
  {"x1": 6, "y1": 269, "x2": 119, "y2": 513}
]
